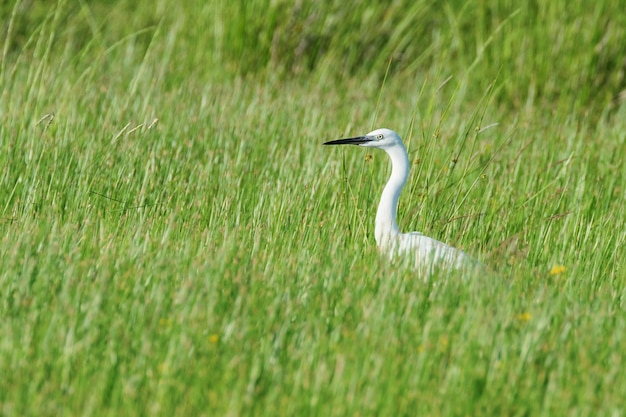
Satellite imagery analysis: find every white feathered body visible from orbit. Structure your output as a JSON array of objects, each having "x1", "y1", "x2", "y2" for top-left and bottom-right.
[
  {"x1": 325, "y1": 128, "x2": 480, "y2": 273},
  {"x1": 370, "y1": 129, "x2": 476, "y2": 271}
]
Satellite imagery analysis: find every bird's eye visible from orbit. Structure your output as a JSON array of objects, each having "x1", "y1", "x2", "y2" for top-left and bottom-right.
[{"x1": 376, "y1": 134, "x2": 384, "y2": 140}]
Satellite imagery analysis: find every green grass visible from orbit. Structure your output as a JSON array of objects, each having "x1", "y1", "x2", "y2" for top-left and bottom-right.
[{"x1": 1, "y1": 0, "x2": 626, "y2": 416}]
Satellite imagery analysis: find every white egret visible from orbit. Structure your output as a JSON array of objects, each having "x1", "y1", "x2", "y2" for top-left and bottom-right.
[{"x1": 324, "y1": 128, "x2": 479, "y2": 272}]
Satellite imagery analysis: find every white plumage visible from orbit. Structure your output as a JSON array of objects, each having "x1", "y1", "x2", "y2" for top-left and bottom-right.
[{"x1": 324, "y1": 128, "x2": 478, "y2": 272}]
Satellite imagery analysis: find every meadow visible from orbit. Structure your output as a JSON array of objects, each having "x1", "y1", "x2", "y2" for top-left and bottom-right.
[{"x1": 1, "y1": 0, "x2": 625, "y2": 415}]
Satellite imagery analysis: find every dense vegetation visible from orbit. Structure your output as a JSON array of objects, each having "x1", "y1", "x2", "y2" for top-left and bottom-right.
[{"x1": 1, "y1": 0, "x2": 625, "y2": 415}]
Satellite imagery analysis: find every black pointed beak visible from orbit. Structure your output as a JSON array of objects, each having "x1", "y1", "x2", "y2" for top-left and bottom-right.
[{"x1": 323, "y1": 136, "x2": 373, "y2": 146}]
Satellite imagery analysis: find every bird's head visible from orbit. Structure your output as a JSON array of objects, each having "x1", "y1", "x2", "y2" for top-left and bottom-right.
[{"x1": 323, "y1": 128, "x2": 403, "y2": 149}]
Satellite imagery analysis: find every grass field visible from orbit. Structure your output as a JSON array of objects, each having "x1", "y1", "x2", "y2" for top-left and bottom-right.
[{"x1": 1, "y1": 0, "x2": 626, "y2": 415}]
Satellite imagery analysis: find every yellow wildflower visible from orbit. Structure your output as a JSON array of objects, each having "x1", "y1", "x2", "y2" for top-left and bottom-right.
[{"x1": 549, "y1": 265, "x2": 566, "y2": 275}]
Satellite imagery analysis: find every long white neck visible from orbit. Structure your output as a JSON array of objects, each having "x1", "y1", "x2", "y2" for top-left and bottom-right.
[{"x1": 375, "y1": 143, "x2": 410, "y2": 248}]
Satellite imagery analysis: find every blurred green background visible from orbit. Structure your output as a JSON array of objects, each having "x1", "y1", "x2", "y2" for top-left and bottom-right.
[{"x1": 2, "y1": 1, "x2": 626, "y2": 416}]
